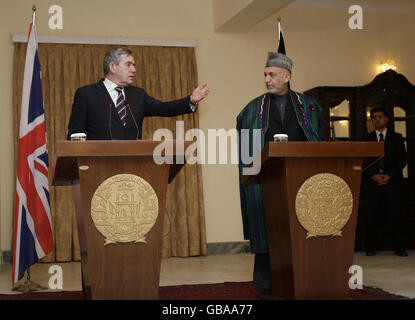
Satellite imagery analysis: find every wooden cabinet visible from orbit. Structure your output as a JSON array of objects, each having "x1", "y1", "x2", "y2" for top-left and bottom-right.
[{"x1": 305, "y1": 70, "x2": 415, "y2": 250}]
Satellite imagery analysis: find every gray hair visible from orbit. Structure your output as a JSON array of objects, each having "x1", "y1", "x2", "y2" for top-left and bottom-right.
[{"x1": 103, "y1": 48, "x2": 132, "y2": 74}]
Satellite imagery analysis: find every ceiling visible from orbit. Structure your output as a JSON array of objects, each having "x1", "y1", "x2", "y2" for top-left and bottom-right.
[
  {"x1": 213, "y1": 0, "x2": 415, "y2": 33},
  {"x1": 292, "y1": 0, "x2": 415, "y2": 12}
]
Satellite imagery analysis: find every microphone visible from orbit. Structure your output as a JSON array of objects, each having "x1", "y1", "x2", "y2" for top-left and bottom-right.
[
  {"x1": 108, "y1": 103, "x2": 113, "y2": 140},
  {"x1": 124, "y1": 99, "x2": 140, "y2": 140}
]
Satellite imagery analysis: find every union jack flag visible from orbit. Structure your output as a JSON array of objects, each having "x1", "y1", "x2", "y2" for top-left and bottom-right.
[{"x1": 12, "y1": 21, "x2": 53, "y2": 284}]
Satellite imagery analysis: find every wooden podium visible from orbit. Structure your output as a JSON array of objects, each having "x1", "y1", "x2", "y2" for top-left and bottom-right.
[
  {"x1": 243, "y1": 142, "x2": 383, "y2": 300},
  {"x1": 52, "y1": 140, "x2": 187, "y2": 300}
]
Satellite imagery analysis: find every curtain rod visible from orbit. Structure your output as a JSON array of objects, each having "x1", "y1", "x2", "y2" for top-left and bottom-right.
[{"x1": 11, "y1": 34, "x2": 197, "y2": 48}]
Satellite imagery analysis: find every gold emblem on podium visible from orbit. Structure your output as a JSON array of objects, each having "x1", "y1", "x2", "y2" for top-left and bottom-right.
[
  {"x1": 91, "y1": 174, "x2": 159, "y2": 245},
  {"x1": 295, "y1": 173, "x2": 353, "y2": 239}
]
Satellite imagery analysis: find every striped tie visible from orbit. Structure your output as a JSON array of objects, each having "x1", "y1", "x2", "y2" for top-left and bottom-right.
[{"x1": 115, "y1": 86, "x2": 127, "y2": 126}]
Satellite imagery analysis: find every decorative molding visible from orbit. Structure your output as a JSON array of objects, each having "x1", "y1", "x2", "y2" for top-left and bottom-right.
[
  {"x1": 11, "y1": 34, "x2": 198, "y2": 48},
  {"x1": 292, "y1": 0, "x2": 415, "y2": 13},
  {"x1": 207, "y1": 241, "x2": 251, "y2": 255},
  {"x1": 1, "y1": 251, "x2": 11, "y2": 264}
]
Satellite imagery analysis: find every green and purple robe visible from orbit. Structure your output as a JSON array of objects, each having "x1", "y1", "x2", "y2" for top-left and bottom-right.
[{"x1": 236, "y1": 90, "x2": 323, "y2": 253}]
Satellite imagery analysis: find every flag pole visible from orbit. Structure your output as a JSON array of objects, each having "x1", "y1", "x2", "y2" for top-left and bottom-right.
[
  {"x1": 13, "y1": 267, "x2": 47, "y2": 292},
  {"x1": 276, "y1": 16, "x2": 290, "y2": 88},
  {"x1": 32, "y1": 5, "x2": 36, "y2": 26},
  {"x1": 12, "y1": 4, "x2": 49, "y2": 294},
  {"x1": 277, "y1": 16, "x2": 281, "y2": 42}
]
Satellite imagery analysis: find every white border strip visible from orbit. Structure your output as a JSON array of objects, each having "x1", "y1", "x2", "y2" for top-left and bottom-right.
[{"x1": 11, "y1": 34, "x2": 198, "y2": 47}]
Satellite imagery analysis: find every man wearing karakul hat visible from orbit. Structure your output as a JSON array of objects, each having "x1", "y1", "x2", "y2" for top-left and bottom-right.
[{"x1": 236, "y1": 52, "x2": 323, "y2": 297}]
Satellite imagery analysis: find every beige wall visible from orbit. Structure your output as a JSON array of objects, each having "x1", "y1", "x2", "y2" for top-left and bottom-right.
[
  {"x1": 1, "y1": 0, "x2": 415, "y2": 254},
  {"x1": 213, "y1": 0, "x2": 253, "y2": 30}
]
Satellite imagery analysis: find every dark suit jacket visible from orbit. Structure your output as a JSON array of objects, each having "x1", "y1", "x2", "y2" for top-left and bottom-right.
[
  {"x1": 67, "y1": 79, "x2": 193, "y2": 140},
  {"x1": 361, "y1": 130, "x2": 407, "y2": 184},
  {"x1": 265, "y1": 93, "x2": 307, "y2": 142}
]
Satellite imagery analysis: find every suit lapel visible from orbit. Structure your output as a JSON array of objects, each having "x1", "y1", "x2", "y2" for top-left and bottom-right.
[
  {"x1": 289, "y1": 90, "x2": 304, "y2": 118},
  {"x1": 289, "y1": 90, "x2": 309, "y2": 138},
  {"x1": 369, "y1": 131, "x2": 377, "y2": 141},
  {"x1": 384, "y1": 131, "x2": 392, "y2": 151},
  {"x1": 261, "y1": 94, "x2": 271, "y2": 135},
  {"x1": 95, "y1": 79, "x2": 114, "y2": 107}
]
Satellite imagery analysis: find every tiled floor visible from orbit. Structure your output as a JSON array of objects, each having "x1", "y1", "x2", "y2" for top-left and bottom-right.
[{"x1": 0, "y1": 251, "x2": 414, "y2": 298}]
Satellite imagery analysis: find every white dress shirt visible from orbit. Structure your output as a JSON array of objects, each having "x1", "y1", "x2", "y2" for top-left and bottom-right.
[{"x1": 103, "y1": 78, "x2": 124, "y2": 106}]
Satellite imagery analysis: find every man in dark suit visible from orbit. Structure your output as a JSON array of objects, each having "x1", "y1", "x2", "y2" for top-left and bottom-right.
[
  {"x1": 361, "y1": 107, "x2": 408, "y2": 257},
  {"x1": 67, "y1": 48, "x2": 210, "y2": 140}
]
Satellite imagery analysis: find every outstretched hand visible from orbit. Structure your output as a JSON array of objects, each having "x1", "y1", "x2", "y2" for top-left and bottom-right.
[{"x1": 190, "y1": 83, "x2": 211, "y2": 104}]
